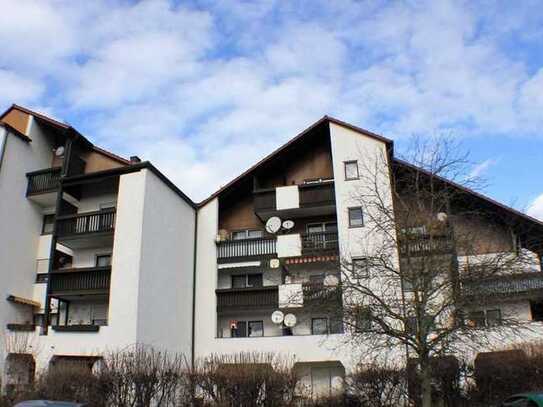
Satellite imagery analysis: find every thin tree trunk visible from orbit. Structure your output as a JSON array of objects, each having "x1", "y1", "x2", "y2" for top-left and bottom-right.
[{"x1": 420, "y1": 364, "x2": 433, "y2": 407}]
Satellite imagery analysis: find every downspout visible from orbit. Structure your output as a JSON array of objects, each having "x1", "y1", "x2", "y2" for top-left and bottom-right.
[
  {"x1": 0, "y1": 128, "x2": 7, "y2": 174},
  {"x1": 191, "y1": 207, "x2": 199, "y2": 368}
]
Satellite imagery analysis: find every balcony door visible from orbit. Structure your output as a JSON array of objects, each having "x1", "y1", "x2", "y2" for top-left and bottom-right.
[{"x1": 306, "y1": 222, "x2": 337, "y2": 249}]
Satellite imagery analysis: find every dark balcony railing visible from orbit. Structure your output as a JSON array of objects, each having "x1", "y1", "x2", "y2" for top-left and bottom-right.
[
  {"x1": 399, "y1": 234, "x2": 454, "y2": 257},
  {"x1": 52, "y1": 325, "x2": 100, "y2": 333},
  {"x1": 254, "y1": 189, "x2": 276, "y2": 212},
  {"x1": 302, "y1": 283, "x2": 342, "y2": 305},
  {"x1": 6, "y1": 323, "x2": 35, "y2": 332},
  {"x1": 299, "y1": 182, "x2": 335, "y2": 207},
  {"x1": 26, "y1": 167, "x2": 62, "y2": 195},
  {"x1": 461, "y1": 272, "x2": 543, "y2": 299},
  {"x1": 302, "y1": 232, "x2": 339, "y2": 254},
  {"x1": 217, "y1": 237, "x2": 276, "y2": 259},
  {"x1": 56, "y1": 209, "x2": 116, "y2": 237},
  {"x1": 216, "y1": 286, "x2": 278, "y2": 311},
  {"x1": 49, "y1": 267, "x2": 111, "y2": 294}
]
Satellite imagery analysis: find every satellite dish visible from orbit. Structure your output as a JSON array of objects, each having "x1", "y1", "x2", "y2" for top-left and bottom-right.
[
  {"x1": 437, "y1": 212, "x2": 448, "y2": 222},
  {"x1": 266, "y1": 216, "x2": 282, "y2": 234},
  {"x1": 324, "y1": 274, "x2": 339, "y2": 287},
  {"x1": 269, "y1": 258, "x2": 280, "y2": 269},
  {"x1": 282, "y1": 220, "x2": 295, "y2": 230},
  {"x1": 55, "y1": 146, "x2": 65, "y2": 156},
  {"x1": 271, "y1": 310, "x2": 284, "y2": 324},
  {"x1": 284, "y1": 313, "x2": 297, "y2": 328}
]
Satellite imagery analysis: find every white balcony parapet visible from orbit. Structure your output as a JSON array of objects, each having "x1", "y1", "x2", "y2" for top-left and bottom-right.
[
  {"x1": 276, "y1": 185, "x2": 299, "y2": 210},
  {"x1": 277, "y1": 234, "x2": 302, "y2": 258}
]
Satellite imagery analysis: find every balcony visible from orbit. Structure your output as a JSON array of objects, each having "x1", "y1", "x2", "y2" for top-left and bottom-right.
[
  {"x1": 216, "y1": 237, "x2": 276, "y2": 263},
  {"x1": 49, "y1": 267, "x2": 111, "y2": 297},
  {"x1": 56, "y1": 209, "x2": 116, "y2": 249},
  {"x1": 216, "y1": 286, "x2": 278, "y2": 313},
  {"x1": 398, "y1": 234, "x2": 454, "y2": 257},
  {"x1": 461, "y1": 272, "x2": 543, "y2": 301},
  {"x1": 26, "y1": 167, "x2": 62, "y2": 207},
  {"x1": 253, "y1": 181, "x2": 336, "y2": 220},
  {"x1": 302, "y1": 232, "x2": 339, "y2": 255}
]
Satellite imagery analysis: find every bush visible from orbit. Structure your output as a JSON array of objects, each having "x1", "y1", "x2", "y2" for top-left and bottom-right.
[
  {"x1": 191, "y1": 352, "x2": 299, "y2": 407},
  {"x1": 346, "y1": 363, "x2": 407, "y2": 406}
]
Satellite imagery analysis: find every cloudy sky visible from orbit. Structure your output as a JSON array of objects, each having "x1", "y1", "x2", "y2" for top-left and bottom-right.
[{"x1": 0, "y1": 0, "x2": 542, "y2": 218}]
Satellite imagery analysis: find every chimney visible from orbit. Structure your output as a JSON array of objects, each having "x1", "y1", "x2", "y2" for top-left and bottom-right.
[{"x1": 130, "y1": 155, "x2": 141, "y2": 164}]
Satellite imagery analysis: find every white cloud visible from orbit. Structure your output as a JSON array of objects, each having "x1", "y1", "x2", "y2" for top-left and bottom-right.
[
  {"x1": 0, "y1": 0, "x2": 542, "y2": 201},
  {"x1": 0, "y1": 69, "x2": 44, "y2": 105},
  {"x1": 528, "y1": 194, "x2": 543, "y2": 221},
  {"x1": 467, "y1": 159, "x2": 497, "y2": 181}
]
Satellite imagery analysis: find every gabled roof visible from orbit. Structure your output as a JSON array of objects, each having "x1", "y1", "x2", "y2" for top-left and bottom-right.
[
  {"x1": 394, "y1": 158, "x2": 543, "y2": 232},
  {"x1": 0, "y1": 104, "x2": 130, "y2": 165},
  {"x1": 198, "y1": 115, "x2": 392, "y2": 206}
]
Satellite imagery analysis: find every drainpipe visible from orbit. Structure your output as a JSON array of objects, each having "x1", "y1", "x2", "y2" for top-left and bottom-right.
[
  {"x1": 191, "y1": 209, "x2": 199, "y2": 368},
  {"x1": 0, "y1": 127, "x2": 7, "y2": 174}
]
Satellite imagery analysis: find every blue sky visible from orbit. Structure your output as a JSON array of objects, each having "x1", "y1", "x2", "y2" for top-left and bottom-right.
[{"x1": 0, "y1": 0, "x2": 542, "y2": 217}]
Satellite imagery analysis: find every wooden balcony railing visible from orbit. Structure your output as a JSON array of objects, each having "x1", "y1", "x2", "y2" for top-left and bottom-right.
[
  {"x1": 299, "y1": 181, "x2": 335, "y2": 207},
  {"x1": 217, "y1": 237, "x2": 276, "y2": 259},
  {"x1": 56, "y1": 209, "x2": 116, "y2": 237},
  {"x1": 216, "y1": 286, "x2": 278, "y2": 311},
  {"x1": 49, "y1": 267, "x2": 111, "y2": 294},
  {"x1": 461, "y1": 272, "x2": 543, "y2": 299},
  {"x1": 26, "y1": 167, "x2": 62, "y2": 195},
  {"x1": 399, "y1": 234, "x2": 454, "y2": 257},
  {"x1": 302, "y1": 232, "x2": 339, "y2": 254}
]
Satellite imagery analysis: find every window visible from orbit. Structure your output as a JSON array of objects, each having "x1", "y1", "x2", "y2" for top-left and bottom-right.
[
  {"x1": 306, "y1": 222, "x2": 337, "y2": 234},
  {"x1": 344, "y1": 161, "x2": 359, "y2": 180},
  {"x1": 42, "y1": 214, "x2": 55, "y2": 234},
  {"x1": 231, "y1": 320, "x2": 247, "y2": 337},
  {"x1": 248, "y1": 321, "x2": 264, "y2": 337},
  {"x1": 230, "y1": 320, "x2": 263, "y2": 337},
  {"x1": 232, "y1": 229, "x2": 263, "y2": 240},
  {"x1": 96, "y1": 254, "x2": 112, "y2": 267},
  {"x1": 486, "y1": 309, "x2": 502, "y2": 327},
  {"x1": 355, "y1": 308, "x2": 372, "y2": 332},
  {"x1": 468, "y1": 309, "x2": 501, "y2": 328},
  {"x1": 352, "y1": 258, "x2": 369, "y2": 279},
  {"x1": 467, "y1": 311, "x2": 486, "y2": 328},
  {"x1": 312, "y1": 318, "x2": 329, "y2": 335},
  {"x1": 348, "y1": 207, "x2": 364, "y2": 228},
  {"x1": 231, "y1": 274, "x2": 263, "y2": 288}
]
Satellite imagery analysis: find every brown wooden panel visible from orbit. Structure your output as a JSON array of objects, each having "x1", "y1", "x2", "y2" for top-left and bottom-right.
[
  {"x1": 81, "y1": 150, "x2": 125, "y2": 173},
  {"x1": 220, "y1": 193, "x2": 262, "y2": 232},
  {"x1": 452, "y1": 215, "x2": 513, "y2": 255},
  {"x1": 2, "y1": 109, "x2": 30, "y2": 136}
]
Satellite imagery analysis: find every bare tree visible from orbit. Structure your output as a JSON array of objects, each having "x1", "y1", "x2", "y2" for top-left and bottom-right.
[{"x1": 307, "y1": 137, "x2": 541, "y2": 407}]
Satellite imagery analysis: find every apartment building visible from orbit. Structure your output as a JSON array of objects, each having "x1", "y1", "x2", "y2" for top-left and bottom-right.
[
  {"x1": 0, "y1": 105, "x2": 196, "y2": 382},
  {"x1": 1, "y1": 105, "x2": 542, "y2": 397}
]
